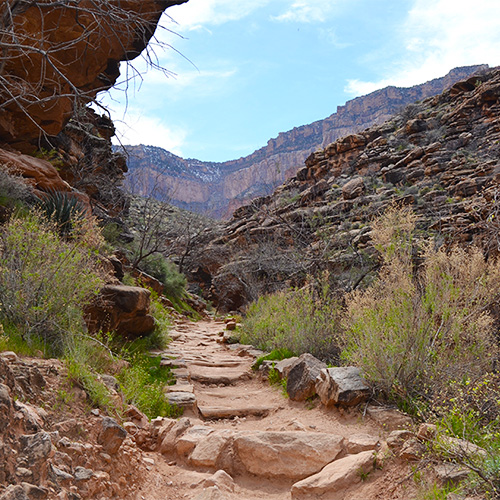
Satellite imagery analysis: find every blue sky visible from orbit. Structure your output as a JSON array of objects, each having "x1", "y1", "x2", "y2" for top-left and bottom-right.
[{"x1": 101, "y1": 0, "x2": 500, "y2": 162}]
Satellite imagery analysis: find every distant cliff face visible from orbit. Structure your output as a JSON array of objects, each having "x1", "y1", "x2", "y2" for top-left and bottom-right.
[
  {"x1": 123, "y1": 65, "x2": 489, "y2": 218},
  {"x1": 182, "y1": 67, "x2": 500, "y2": 311}
]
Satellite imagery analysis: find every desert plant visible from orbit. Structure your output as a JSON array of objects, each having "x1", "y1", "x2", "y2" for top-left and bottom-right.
[
  {"x1": 0, "y1": 212, "x2": 105, "y2": 354},
  {"x1": 242, "y1": 275, "x2": 342, "y2": 363},
  {"x1": 343, "y1": 206, "x2": 500, "y2": 412},
  {"x1": 37, "y1": 190, "x2": 85, "y2": 237},
  {"x1": 140, "y1": 253, "x2": 187, "y2": 300}
]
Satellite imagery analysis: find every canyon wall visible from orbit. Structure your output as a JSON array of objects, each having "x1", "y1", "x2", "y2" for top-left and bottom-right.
[{"x1": 123, "y1": 64, "x2": 489, "y2": 218}]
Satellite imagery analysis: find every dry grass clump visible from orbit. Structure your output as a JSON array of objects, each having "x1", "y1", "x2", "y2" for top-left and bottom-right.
[{"x1": 343, "y1": 206, "x2": 500, "y2": 411}]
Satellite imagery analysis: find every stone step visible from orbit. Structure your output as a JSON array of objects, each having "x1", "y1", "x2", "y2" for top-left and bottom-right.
[
  {"x1": 189, "y1": 360, "x2": 245, "y2": 368},
  {"x1": 189, "y1": 367, "x2": 252, "y2": 385},
  {"x1": 166, "y1": 392, "x2": 197, "y2": 411},
  {"x1": 198, "y1": 405, "x2": 273, "y2": 420}
]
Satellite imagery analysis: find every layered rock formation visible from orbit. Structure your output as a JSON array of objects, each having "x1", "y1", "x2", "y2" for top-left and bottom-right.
[
  {"x1": 0, "y1": 0, "x2": 187, "y2": 146},
  {"x1": 123, "y1": 65, "x2": 489, "y2": 218},
  {"x1": 182, "y1": 67, "x2": 500, "y2": 311},
  {"x1": 0, "y1": 0, "x2": 187, "y2": 219}
]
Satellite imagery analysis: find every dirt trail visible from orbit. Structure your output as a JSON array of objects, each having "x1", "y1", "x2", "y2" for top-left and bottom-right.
[{"x1": 139, "y1": 319, "x2": 415, "y2": 500}]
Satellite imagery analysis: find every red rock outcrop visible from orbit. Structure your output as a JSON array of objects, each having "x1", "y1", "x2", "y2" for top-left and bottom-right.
[{"x1": 0, "y1": 0, "x2": 187, "y2": 145}]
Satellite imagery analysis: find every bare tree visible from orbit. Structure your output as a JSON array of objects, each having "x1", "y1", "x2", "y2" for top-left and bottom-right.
[{"x1": 0, "y1": 0, "x2": 186, "y2": 142}]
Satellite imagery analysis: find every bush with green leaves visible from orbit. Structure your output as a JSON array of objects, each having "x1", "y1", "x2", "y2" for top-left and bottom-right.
[
  {"x1": 0, "y1": 212, "x2": 104, "y2": 354},
  {"x1": 241, "y1": 276, "x2": 342, "y2": 363},
  {"x1": 118, "y1": 354, "x2": 180, "y2": 419},
  {"x1": 140, "y1": 253, "x2": 187, "y2": 300},
  {"x1": 342, "y1": 206, "x2": 500, "y2": 412}
]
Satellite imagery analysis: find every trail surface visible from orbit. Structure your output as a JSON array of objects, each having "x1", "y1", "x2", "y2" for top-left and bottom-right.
[{"x1": 138, "y1": 319, "x2": 416, "y2": 500}]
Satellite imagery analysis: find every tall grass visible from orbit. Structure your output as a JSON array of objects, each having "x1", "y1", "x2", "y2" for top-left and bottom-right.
[{"x1": 242, "y1": 276, "x2": 342, "y2": 363}]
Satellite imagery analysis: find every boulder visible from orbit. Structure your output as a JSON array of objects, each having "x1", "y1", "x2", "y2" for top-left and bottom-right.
[
  {"x1": 189, "y1": 430, "x2": 234, "y2": 468},
  {"x1": 86, "y1": 284, "x2": 155, "y2": 337},
  {"x1": 286, "y1": 354, "x2": 326, "y2": 401},
  {"x1": 315, "y1": 367, "x2": 370, "y2": 407},
  {"x1": 291, "y1": 451, "x2": 375, "y2": 499},
  {"x1": 346, "y1": 434, "x2": 380, "y2": 454},
  {"x1": 234, "y1": 431, "x2": 344, "y2": 480},
  {"x1": 275, "y1": 357, "x2": 299, "y2": 379},
  {"x1": 175, "y1": 426, "x2": 214, "y2": 458},
  {"x1": 342, "y1": 177, "x2": 365, "y2": 200},
  {"x1": 159, "y1": 418, "x2": 192, "y2": 454},
  {"x1": 97, "y1": 417, "x2": 127, "y2": 454}
]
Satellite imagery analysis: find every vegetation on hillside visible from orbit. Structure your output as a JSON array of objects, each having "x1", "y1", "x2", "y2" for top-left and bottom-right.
[
  {"x1": 242, "y1": 205, "x2": 500, "y2": 498},
  {"x1": 0, "y1": 167, "x2": 183, "y2": 419}
]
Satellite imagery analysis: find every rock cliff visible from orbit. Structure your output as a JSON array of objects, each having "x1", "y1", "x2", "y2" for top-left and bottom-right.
[
  {"x1": 182, "y1": 67, "x2": 500, "y2": 311},
  {"x1": 0, "y1": 0, "x2": 187, "y2": 147},
  {"x1": 0, "y1": 0, "x2": 186, "y2": 219},
  {"x1": 123, "y1": 65, "x2": 489, "y2": 218}
]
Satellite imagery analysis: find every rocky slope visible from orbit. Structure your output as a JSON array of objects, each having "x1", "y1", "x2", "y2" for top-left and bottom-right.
[
  {"x1": 182, "y1": 67, "x2": 500, "y2": 311},
  {"x1": 123, "y1": 64, "x2": 489, "y2": 218}
]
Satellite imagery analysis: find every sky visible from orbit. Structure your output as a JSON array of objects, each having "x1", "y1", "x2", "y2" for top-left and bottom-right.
[{"x1": 100, "y1": 0, "x2": 500, "y2": 162}]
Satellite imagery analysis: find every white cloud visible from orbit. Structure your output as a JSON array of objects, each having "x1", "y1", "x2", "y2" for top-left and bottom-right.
[
  {"x1": 273, "y1": 0, "x2": 347, "y2": 23},
  {"x1": 167, "y1": 0, "x2": 271, "y2": 30},
  {"x1": 344, "y1": 0, "x2": 500, "y2": 96},
  {"x1": 111, "y1": 112, "x2": 187, "y2": 155}
]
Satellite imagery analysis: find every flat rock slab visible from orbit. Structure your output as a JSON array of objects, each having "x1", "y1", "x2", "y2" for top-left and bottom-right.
[
  {"x1": 189, "y1": 360, "x2": 245, "y2": 368},
  {"x1": 234, "y1": 431, "x2": 344, "y2": 480},
  {"x1": 166, "y1": 392, "x2": 197, "y2": 409},
  {"x1": 160, "y1": 358, "x2": 187, "y2": 368},
  {"x1": 165, "y1": 384, "x2": 194, "y2": 394},
  {"x1": 291, "y1": 451, "x2": 375, "y2": 499},
  {"x1": 189, "y1": 366, "x2": 252, "y2": 385},
  {"x1": 198, "y1": 406, "x2": 273, "y2": 420}
]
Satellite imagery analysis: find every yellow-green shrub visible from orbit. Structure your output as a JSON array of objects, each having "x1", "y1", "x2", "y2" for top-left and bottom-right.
[
  {"x1": 0, "y1": 212, "x2": 105, "y2": 354},
  {"x1": 343, "y1": 206, "x2": 500, "y2": 409}
]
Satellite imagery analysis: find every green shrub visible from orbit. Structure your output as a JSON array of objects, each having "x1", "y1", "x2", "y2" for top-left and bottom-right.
[
  {"x1": 118, "y1": 355, "x2": 181, "y2": 419},
  {"x1": 342, "y1": 206, "x2": 500, "y2": 413},
  {"x1": 241, "y1": 276, "x2": 342, "y2": 363},
  {"x1": 140, "y1": 254, "x2": 187, "y2": 300},
  {"x1": 0, "y1": 212, "x2": 105, "y2": 354}
]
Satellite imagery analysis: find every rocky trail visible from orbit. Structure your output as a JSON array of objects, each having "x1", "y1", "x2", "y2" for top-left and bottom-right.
[
  {"x1": 0, "y1": 317, "x2": 446, "y2": 500},
  {"x1": 136, "y1": 318, "x2": 421, "y2": 500}
]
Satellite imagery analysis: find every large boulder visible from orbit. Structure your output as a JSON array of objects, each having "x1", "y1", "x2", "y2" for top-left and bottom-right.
[
  {"x1": 86, "y1": 284, "x2": 155, "y2": 337},
  {"x1": 286, "y1": 354, "x2": 326, "y2": 401},
  {"x1": 315, "y1": 367, "x2": 370, "y2": 407},
  {"x1": 234, "y1": 431, "x2": 344, "y2": 480},
  {"x1": 291, "y1": 451, "x2": 375, "y2": 499}
]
